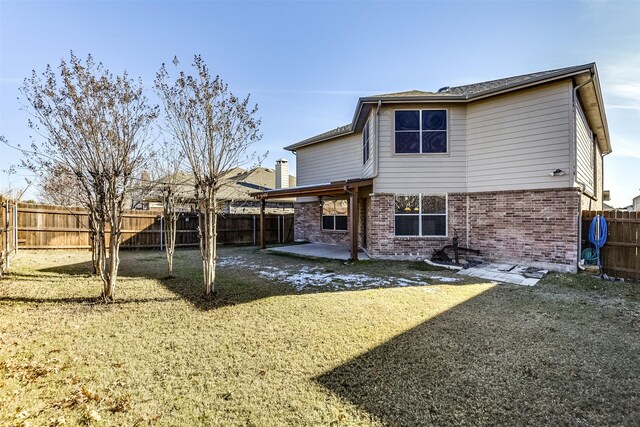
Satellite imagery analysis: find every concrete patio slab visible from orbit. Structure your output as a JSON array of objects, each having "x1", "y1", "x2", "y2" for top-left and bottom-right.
[
  {"x1": 267, "y1": 243, "x2": 370, "y2": 261},
  {"x1": 457, "y1": 263, "x2": 548, "y2": 286}
]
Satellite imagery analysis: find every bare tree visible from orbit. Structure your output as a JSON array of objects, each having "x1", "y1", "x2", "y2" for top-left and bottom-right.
[
  {"x1": 38, "y1": 163, "x2": 85, "y2": 206},
  {"x1": 149, "y1": 140, "x2": 191, "y2": 276},
  {"x1": 19, "y1": 53, "x2": 157, "y2": 301},
  {"x1": 155, "y1": 56, "x2": 262, "y2": 296}
]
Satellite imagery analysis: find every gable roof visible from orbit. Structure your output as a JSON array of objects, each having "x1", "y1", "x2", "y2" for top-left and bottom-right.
[
  {"x1": 285, "y1": 63, "x2": 611, "y2": 154},
  {"x1": 143, "y1": 167, "x2": 297, "y2": 203}
]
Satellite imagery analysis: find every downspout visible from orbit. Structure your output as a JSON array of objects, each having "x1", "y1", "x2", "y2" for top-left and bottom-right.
[
  {"x1": 573, "y1": 76, "x2": 593, "y2": 267},
  {"x1": 600, "y1": 150, "x2": 605, "y2": 211},
  {"x1": 573, "y1": 76, "x2": 594, "y2": 192}
]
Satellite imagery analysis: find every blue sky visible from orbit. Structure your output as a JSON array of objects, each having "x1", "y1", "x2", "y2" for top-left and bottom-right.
[{"x1": 1, "y1": 0, "x2": 638, "y2": 207}]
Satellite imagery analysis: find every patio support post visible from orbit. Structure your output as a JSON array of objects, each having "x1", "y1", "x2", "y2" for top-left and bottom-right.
[
  {"x1": 347, "y1": 186, "x2": 359, "y2": 261},
  {"x1": 259, "y1": 198, "x2": 266, "y2": 249}
]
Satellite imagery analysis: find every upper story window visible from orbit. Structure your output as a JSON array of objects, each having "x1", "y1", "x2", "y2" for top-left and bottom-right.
[
  {"x1": 394, "y1": 194, "x2": 447, "y2": 236},
  {"x1": 322, "y1": 200, "x2": 348, "y2": 231},
  {"x1": 395, "y1": 110, "x2": 447, "y2": 154},
  {"x1": 363, "y1": 120, "x2": 370, "y2": 164}
]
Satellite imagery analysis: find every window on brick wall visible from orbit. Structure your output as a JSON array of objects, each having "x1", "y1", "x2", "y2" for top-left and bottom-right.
[
  {"x1": 322, "y1": 200, "x2": 348, "y2": 231},
  {"x1": 394, "y1": 194, "x2": 447, "y2": 236}
]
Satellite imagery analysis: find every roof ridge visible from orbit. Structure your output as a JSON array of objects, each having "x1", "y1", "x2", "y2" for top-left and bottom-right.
[
  {"x1": 284, "y1": 63, "x2": 596, "y2": 151},
  {"x1": 444, "y1": 63, "x2": 595, "y2": 94}
]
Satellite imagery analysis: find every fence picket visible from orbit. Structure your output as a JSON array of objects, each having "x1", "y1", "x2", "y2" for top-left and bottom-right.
[
  {"x1": 582, "y1": 210, "x2": 640, "y2": 281},
  {"x1": 13, "y1": 202, "x2": 294, "y2": 250},
  {"x1": 0, "y1": 196, "x2": 17, "y2": 275}
]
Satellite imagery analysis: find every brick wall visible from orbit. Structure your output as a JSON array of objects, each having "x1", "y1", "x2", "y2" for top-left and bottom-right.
[
  {"x1": 295, "y1": 188, "x2": 581, "y2": 272},
  {"x1": 294, "y1": 201, "x2": 350, "y2": 246},
  {"x1": 365, "y1": 189, "x2": 580, "y2": 272},
  {"x1": 465, "y1": 188, "x2": 580, "y2": 272}
]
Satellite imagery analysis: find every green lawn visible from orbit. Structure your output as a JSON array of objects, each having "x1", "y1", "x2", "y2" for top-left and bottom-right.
[{"x1": 0, "y1": 247, "x2": 638, "y2": 426}]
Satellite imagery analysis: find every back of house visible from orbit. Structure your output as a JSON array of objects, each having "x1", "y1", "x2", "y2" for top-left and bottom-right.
[{"x1": 265, "y1": 63, "x2": 611, "y2": 273}]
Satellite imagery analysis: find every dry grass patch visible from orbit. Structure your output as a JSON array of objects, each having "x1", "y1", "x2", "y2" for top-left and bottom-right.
[{"x1": 0, "y1": 248, "x2": 638, "y2": 426}]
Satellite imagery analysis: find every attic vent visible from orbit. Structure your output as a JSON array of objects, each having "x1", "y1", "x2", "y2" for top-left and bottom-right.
[{"x1": 437, "y1": 86, "x2": 450, "y2": 93}]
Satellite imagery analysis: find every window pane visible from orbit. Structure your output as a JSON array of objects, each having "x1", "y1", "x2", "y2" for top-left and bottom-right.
[
  {"x1": 422, "y1": 131, "x2": 447, "y2": 153},
  {"x1": 395, "y1": 132, "x2": 420, "y2": 153},
  {"x1": 322, "y1": 216, "x2": 335, "y2": 230},
  {"x1": 322, "y1": 201, "x2": 335, "y2": 216},
  {"x1": 422, "y1": 215, "x2": 447, "y2": 236},
  {"x1": 422, "y1": 110, "x2": 447, "y2": 130},
  {"x1": 395, "y1": 195, "x2": 419, "y2": 214},
  {"x1": 395, "y1": 216, "x2": 419, "y2": 236},
  {"x1": 422, "y1": 195, "x2": 446, "y2": 214},
  {"x1": 335, "y1": 200, "x2": 348, "y2": 216},
  {"x1": 335, "y1": 216, "x2": 348, "y2": 231},
  {"x1": 395, "y1": 110, "x2": 420, "y2": 131},
  {"x1": 363, "y1": 123, "x2": 370, "y2": 163}
]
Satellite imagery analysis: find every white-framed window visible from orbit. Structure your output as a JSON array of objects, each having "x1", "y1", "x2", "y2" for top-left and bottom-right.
[
  {"x1": 322, "y1": 199, "x2": 348, "y2": 231},
  {"x1": 394, "y1": 194, "x2": 447, "y2": 236},
  {"x1": 363, "y1": 119, "x2": 370, "y2": 164},
  {"x1": 395, "y1": 109, "x2": 447, "y2": 154}
]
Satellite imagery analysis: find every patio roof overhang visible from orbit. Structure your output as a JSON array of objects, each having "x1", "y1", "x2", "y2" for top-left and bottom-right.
[
  {"x1": 251, "y1": 178, "x2": 373, "y2": 261},
  {"x1": 250, "y1": 178, "x2": 373, "y2": 200}
]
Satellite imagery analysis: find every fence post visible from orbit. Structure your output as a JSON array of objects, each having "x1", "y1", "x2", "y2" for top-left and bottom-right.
[
  {"x1": 13, "y1": 202, "x2": 17, "y2": 255},
  {"x1": 277, "y1": 215, "x2": 281, "y2": 243},
  {"x1": 5, "y1": 200, "x2": 9, "y2": 268},
  {"x1": 159, "y1": 215, "x2": 164, "y2": 251}
]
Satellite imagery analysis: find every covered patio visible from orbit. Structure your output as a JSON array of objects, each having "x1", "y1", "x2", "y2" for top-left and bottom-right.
[{"x1": 252, "y1": 178, "x2": 373, "y2": 261}]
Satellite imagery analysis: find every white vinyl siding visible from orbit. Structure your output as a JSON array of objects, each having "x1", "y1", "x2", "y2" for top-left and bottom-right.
[
  {"x1": 575, "y1": 100, "x2": 595, "y2": 194},
  {"x1": 374, "y1": 104, "x2": 467, "y2": 193},
  {"x1": 466, "y1": 80, "x2": 573, "y2": 192},
  {"x1": 296, "y1": 132, "x2": 362, "y2": 186}
]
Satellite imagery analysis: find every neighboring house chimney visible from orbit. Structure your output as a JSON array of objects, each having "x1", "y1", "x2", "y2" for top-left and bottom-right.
[{"x1": 275, "y1": 158, "x2": 289, "y2": 189}]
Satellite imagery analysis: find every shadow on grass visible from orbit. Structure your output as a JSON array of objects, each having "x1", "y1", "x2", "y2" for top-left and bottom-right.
[
  {"x1": 314, "y1": 286, "x2": 639, "y2": 426},
  {"x1": 32, "y1": 247, "x2": 449, "y2": 311},
  {"x1": 34, "y1": 251, "x2": 300, "y2": 311},
  {"x1": 0, "y1": 295, "x2": 182, "y2": 305},
  {"x1": 156, "y1": 272, "x2": 299, "y2": 311}
]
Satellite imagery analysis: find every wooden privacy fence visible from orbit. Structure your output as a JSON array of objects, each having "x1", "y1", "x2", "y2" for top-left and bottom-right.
[
  {"x1": 17, "y1": 202, "x2": 294, "y2": 250},
  {"x1": 582, "y1": 210, "x2": 639, "y2": 281},
  {"x1": 0, "y1": 196, "x2": 18, "y2": 275}
]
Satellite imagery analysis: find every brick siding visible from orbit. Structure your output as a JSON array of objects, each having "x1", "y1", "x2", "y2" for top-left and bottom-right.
[
  {"x1": 294, "y1": 201, "x2": 350, "y2": 246},
  {"x1": 295, "y1": 188, "x2": 581, "y2": 272}
]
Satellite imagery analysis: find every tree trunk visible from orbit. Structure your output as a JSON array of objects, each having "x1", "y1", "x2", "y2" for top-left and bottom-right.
[
  {"x1": 162, "y1": 191, "x2": 178, "y2": 277},
  {"x1": 164, "y1": 213, "x2": 177, "y2": 277},
  {"x1": 198, "y1": 193, "x2": 217, "y2": 296},
  {"x1": 89, "y1": 213, "x2": 99, "y2": 275},
  {"x1": 103, "y1": 225, "x2": 119, "y2": 302},
  {"x1": 100, "y1": 195, "x2": 122, "y2": 303},
  {"x1": 95, "y1": 220, "x2": 109, "y2": 301}
]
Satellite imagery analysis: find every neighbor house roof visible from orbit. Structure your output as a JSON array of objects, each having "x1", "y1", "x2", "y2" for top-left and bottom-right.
[
  {"x1": 143, "y1": 167, "x2": 297, "y2": 203},
  {"x1": 285, "y1": 63, "x2": 611, "y2": 154}
]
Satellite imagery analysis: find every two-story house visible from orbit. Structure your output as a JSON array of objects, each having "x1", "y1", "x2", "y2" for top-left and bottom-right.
[{"x1": 255, "y1": 63, "x2": 611, "y2": 272}]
